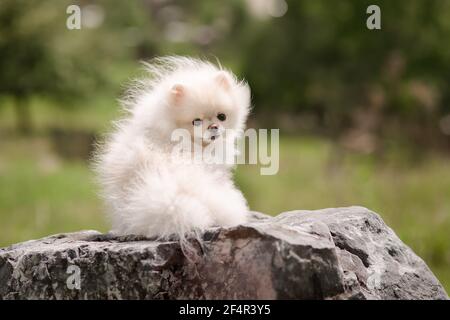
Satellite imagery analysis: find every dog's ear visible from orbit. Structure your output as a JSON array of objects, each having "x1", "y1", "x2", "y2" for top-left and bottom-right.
[
  {"x1": 170, "y1": 84, "x2": 185, "y2": 104},
  {"x1": 215, "y1": 71, "x2": 231, "y2": 90}
]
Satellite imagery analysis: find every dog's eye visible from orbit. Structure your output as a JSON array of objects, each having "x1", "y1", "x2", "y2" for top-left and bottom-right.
[
  {"x1": 217, "y1": 113, "x2": 226, "y2": 121},
  {"x1": 192, "y1": 118, "x2": 202, "y2": 126}
]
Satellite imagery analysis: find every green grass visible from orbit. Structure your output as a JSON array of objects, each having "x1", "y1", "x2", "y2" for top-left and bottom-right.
[
  {"x1": 0, "y1": 102, "x2": 449, "y2": 293},
  {"x1": 0, "y1": 138, "x2": 107, "y2": 243}
]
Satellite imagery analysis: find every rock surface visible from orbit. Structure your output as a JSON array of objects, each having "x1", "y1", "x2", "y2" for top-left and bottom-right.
[{"x1": 0, "y1": 206, "x2": 448, "y2": 300}]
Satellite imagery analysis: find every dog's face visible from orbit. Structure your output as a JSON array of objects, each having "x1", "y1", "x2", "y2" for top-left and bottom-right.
[{"x1": 166, "y1": 71, "x2": 250, "y2": 144}]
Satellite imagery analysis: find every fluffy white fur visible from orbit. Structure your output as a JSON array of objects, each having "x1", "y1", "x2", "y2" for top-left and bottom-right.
[{"x1": 94, "y1": 56, "x2": 251, "y2": 242}]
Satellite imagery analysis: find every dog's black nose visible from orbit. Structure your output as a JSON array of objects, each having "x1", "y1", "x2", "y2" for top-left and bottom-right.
[{"x1": 208, "y1": 124, "x2": 219, "y2": 131}]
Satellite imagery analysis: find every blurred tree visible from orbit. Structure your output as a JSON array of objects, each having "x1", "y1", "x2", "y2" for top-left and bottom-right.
[
  {"x1": 240, "y1": 0, "x2": 450, "y2": 149},
  {"x1": 0, "y1": 0, "x2": 108, "y2": 134},
  {"x1": 0, "y1": 0, "x2": 151, "y2": 134},
  {"x1": 0, "y1": 0, "x2": 60, "y2": 133},
  {"x1": 1, "y1": 0, "x2": 449, "y2": 148}
]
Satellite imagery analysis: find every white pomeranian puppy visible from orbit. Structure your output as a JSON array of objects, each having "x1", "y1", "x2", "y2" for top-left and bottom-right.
[{"x1": 94, "y1": 56, "x2": 251, "y2": 242}]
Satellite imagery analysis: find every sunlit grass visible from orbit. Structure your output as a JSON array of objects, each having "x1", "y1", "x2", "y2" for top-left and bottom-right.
[{"x1": 0, "y1": 95, "x2": 121, "y2": 133}]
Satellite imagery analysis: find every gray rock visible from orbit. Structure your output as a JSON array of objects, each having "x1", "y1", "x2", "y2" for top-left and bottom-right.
[{"x1": 0, "y1": 206, "x2": 447, "y2": 300}]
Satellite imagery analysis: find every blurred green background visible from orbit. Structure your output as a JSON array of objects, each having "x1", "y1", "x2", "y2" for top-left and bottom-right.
[{"x1": 0, "y1": 0, "x2": 449, "y2": 291}]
